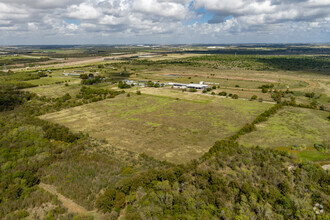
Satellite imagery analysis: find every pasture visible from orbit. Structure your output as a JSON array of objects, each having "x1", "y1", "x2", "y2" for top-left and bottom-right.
[
  {"x1": 40, "y1": 93, "x2": 272, "y2": 163},
  {"x1": 24, "y1": 83, "x2": 81, "y2": 98},
  {"x1": 239, "y1": 107, "x2": 330, "y2": 163}
]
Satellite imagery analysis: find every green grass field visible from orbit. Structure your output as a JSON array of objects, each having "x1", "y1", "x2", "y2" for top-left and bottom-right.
[
  {"x1": 25, "y1": 83, "x2": 81, "y2": 98},
  {"x1": 26, "y1": 76, "x2": 78, "y2": 86},
  {"x1": 40, "y1": 93, "x2": 272, "y2": 163},
  {"x1": 239, "y1": 107, "x2": 330, "y2": 163}
]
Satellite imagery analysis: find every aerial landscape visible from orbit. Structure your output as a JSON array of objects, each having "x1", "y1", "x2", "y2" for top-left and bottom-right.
[{"x1": 0, "y1": 0, "x2": 329, "y2": 219}]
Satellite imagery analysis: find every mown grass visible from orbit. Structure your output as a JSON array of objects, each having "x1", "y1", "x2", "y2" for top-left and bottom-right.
[{"x1": 40, "y1": 93, "x2": 271, "y2": 163}]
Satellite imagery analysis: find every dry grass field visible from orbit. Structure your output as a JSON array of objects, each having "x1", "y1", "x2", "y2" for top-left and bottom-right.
[{"x1": 40, "y1": 93, "x2": 272, "y2": 163}]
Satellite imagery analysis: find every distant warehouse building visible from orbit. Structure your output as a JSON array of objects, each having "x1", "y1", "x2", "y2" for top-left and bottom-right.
[
  {"x1": 187, "y1": 84, "x2": 208, "y2": 89},
  {"x1": 63, "y1": 72, "x2": 81, "y2": 76},
  {"x1": 168, "y1": 82, "x2": 208, "y2": 89},
  {"x1": 168, "y1": 83, "x2": 187, "y2": 89}
]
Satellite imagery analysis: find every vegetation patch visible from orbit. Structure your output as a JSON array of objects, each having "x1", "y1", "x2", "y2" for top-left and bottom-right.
[
  {"x1": 239, "y1": 107, "x2": 330, "y2": 163},
  {"x1": 40, "y1": 94, "x2": 271, "y2": 163}
]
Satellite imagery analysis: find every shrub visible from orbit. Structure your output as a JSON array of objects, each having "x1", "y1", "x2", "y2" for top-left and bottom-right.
[
  {"x1": 118, "y1": 81, "x2": 131, "y2": 89},
  {"x1": 189, "y1": 88, "x2": 197, "y2": 92},
  {"x1": 136, "y1": 91, "x2": 141, "y2": 95},
  {"x1": 23, "y1": 171, "x2": 40, "y2": 187},
  {"x1": 232, "y1": 94, "x2": 238, "y2": 99},
  {"x1": 16, "y1": 210, "x2": 29, "y2": 219},
  {"x1": 218, "y1": 91, "x2": 227, "y2": 96},
  {"x1": 259, "y1": 84, "x2": 274, "y2": 89},
  {"x1": 314, "y1": 143, "x2": 329, "y2": 152},
  {"x1": 80, "y1": 74, "x2": 88, "y2": 79},
  {"x1": 96, "y1": 189, "x2": 126, "y2": 213},
  {"x1": 250, "y1": 95, "x2": 257, "y2": 100},
  {"x1": 96, "y1": 189, "x2": 117, "y2": 213},
  {"x1": 305, "y1": 92, "x2": 315, "y2": 98},
  {"x1": 291, "y1": 144, "x2": 306, "y2": 151}
]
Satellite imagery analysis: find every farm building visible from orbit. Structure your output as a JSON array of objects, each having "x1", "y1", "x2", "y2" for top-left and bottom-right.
[
  {"x1": 168, "y1": 82, "x2": 209, "y2": 89},
  {"x1": 123, "y1": 79, "x2": 134, "y2": 85},
  {"x1": 187, "y1": 84, "x2": 208, "y2": 89},
  {"x1": 63, "y1": 72, "x2": 81, "y2": 76},
  {"x1": 168, "y1": 82, "x2": 187, "y2": 89}
]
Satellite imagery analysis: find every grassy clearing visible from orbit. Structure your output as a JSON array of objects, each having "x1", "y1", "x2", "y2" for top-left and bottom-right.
[
  {"x1": 24, "y1": 83, "x2": 81, "y2": 98},
  {"x1": 26, "y1": 76, "x2": 79, "y2": 86},
  {"x1": 40, "y1": 93, "x2": 271, "y2": 163},
  {"x1": 297, "y1": 149, "x2": 330, "y2": 163},
  {"x1": 24, "y1": 81, "x2": 118, "y2": 98},
  {"x1": 239, "y1": 107, "x2": 330, "y2": 163}
]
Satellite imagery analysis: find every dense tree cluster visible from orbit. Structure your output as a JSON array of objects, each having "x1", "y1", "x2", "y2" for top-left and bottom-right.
[
  {"x1": 0, "y1": 87, "x2": 36, "y2": 111},
  {"x1": 81, "y1": 77, "x2": 103, "y2": 85},
  {"x1": 0, "y1": 57, "x2": 50, "y2": 66},
  {"x1": 77, "y1": 86, "x2": 123, "y2": 101},
  {"x1": 146, "y1": 81, "x2": 162, "y2": 88},
  {"x1": 187, "y1": 55, "x2": 330, "y2": 72},
  {"x1": 0, "y1": 111, "x2": 78, "y2": 218}
]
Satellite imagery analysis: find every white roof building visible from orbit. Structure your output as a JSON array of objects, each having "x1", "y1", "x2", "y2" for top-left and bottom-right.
[{"x1": 187, "y1": 84, "x2": 208, "y2": 89}]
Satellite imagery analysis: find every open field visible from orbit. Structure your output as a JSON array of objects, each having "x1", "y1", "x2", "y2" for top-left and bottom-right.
[
  {"x1": 40, "y1": 93, "x2": 272, "y2": 163},
  {"x1": 239, "y1": 107, "x2": 330, "y2": 163},
  {"x1": 24, "y1": 83, "x2": 81, "y2": 98},
  {"x1": 26, "y1": 76, "x2": 79, "y2": 86}
]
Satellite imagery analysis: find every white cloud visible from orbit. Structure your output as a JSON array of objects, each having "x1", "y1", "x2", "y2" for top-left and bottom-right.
[
  {"x1": 67, "y1": 3, "x2": 102, "y2": 20},
  {"x1": 132, "y1": 0, "x2": 190, "y2": 20},
  {"x1": 0, "y1": 0, "x2": 329, "y2": 44}
]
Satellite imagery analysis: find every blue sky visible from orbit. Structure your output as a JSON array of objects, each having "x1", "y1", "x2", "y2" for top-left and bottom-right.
[
  {"x1": 65, "y1": 19, "x2": 81, "y2": 25},
  {"x1": 184, "y1": 7, "x2": 214, "y2": 25}
]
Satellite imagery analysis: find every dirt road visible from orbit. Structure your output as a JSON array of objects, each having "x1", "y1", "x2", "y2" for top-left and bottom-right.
[
  {"x1": 11, "y1": 53, "x2": 139, "y2": 72},
  {"x1": 39, "y1": 182, "x2": 101, "y2": 219}
]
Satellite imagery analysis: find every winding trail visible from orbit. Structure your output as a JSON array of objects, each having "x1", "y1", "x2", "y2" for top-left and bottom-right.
[{"x1": 39, "y1": 183, "x2": 102, "y2": 219}]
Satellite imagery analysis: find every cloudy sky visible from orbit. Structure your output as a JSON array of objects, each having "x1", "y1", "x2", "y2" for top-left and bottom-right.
[{"x1": 0, "y1": 0, "x2": 329, "y2": 45}]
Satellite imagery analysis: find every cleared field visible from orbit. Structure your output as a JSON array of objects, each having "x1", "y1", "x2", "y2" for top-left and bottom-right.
[
  {"x1": 239, "y1": 107, "x2": 330, "y2": 163},
  {"x1": 40, "y1": 94, "x2": 272, "y2": 163},
  {"x1": 25, "y1": 83, "x2": 82, "y2": 98},
  {"x1": 27, "y1": 76, "x2": 79, "y2": 86}
]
